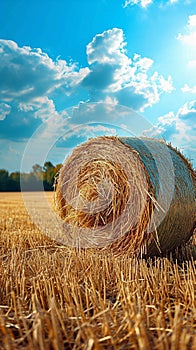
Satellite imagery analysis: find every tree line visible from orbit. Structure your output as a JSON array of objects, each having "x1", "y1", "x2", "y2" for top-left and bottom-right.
[{"x1": 0, "y1": 162, "x2": 62, "y2": 191}]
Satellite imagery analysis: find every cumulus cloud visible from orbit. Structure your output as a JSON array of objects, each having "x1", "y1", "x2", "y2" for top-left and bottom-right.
[
  {"x1": 18, "y1": 97, "x2": 59, "y2": 121},
  {"x1": 0, "y1": 39, "x2": 88, "y2": 104},
  {"x1": 177, "y1": 15, "x2": 196, "y2": 71},
  {"x1": 181, "y1": 84, "x2": 196, "y2": 94},
  {"x1": 0, "y1": 102, "x2": 11, "y2": 120},
  {"x1": 0, "y1": 38, "x2": 89, "y2": 125},
  {"x1": 169, "y1": 0, "x2": 179, "y2": 3},
  {"x1": 57, "y1": 124, "x2": 117, "y2": 149},
  {"x1": 0, "y1": 39, "x2": 88, "y2": 139},
  {"x1": 123, "y1": 0, "x2": 152, "y2": 8},
  {"x1": 123, "y1": 0, "x2": 179, "y2": 8},
  {"x1": 144, "y1": 101, "x2": 196, "y2": 163},
  {"x1": 177, "y1": 15, "x2": 196, "y2": 48},
  {"x1": 81, "y1": 28, "x2": 173, "y2": 110},
  {"x1": 86, "y1": 28, "x2": 128, "y2": 66},
  {"x1": 0, "y1": 29, "x2": 173, "y2": 143},
  {"x1": 67, "y1": 101, "x2": 153, "y2": 138}
]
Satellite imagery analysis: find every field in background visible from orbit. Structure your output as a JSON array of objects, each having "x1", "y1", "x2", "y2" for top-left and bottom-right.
[{"x1": 0, "y1": 192, "x2": 195, "y2": 349}]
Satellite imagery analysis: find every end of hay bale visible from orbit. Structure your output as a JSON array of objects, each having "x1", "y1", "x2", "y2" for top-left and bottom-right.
[{"x1": 55, "y1": 136, "x2": 196, "y2": 257}]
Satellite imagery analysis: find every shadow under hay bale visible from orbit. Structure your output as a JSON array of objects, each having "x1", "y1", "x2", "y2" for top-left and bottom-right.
[{"x1": 55, "y1": 136, "x2": 196, "y2": 257}]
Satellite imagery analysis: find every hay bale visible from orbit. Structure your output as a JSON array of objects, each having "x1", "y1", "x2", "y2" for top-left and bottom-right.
[{"x1": 55, "y1": 136, "x2": 196, "y2": 257}]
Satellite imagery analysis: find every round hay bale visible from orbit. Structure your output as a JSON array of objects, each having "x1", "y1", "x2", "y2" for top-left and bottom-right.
[{"x1": 55, "y1": 136, "x2": 196, "y2": 257}]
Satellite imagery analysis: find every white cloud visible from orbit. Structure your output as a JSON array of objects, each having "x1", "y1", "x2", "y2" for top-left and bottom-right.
[
  {"x1": 177, "y1": 15, "x2": 196, "y2": 71},
  {"x1": 0, "y1": 39, "x2": 88, "y2": 103},
  {"x1": 158, "y1": 111, "x2": 176, "y2": 126},
  {"x1": 59, "y1": 124, "x2": 117, "y2": 146},
  {"x1": 177, "y1": 15, "x2": 196, "y2": 48},
  {"x1": 0, "y1": 103, "x2": 11, "y2": 120},
  {"x1": 189, "y1": 14, "x2": 196, "y2": 27},
  {"x1": 178, "y1": 100, "x2": 196, "y2": 118},
  {"x1": 104, "y1": 96, "x2": 118, "y2": 106},
  {"x1": 123, "y1": 0, "x2": 152, "y2": 8},
  {"x1": 123, "y1": 0, "x2": 179, "y2": 8},
  {"x1": 0, "y1": 31, "x2": 174, "y2": 118},
  {"x1": 82, "y1": 28, "x2": 174, "y2": 111},
  {"x1": 0, "y1": 39, "x2": 89, "y2": 140},
  {"x1": 181, "y1": 84, "x2": 196, "y2": 94},
  {"x1": 86, "y1": 28, "x2": 129, "y2": 66},
  {"x1": 0, "y1": 29, "x2": 174, "y2": 144},
  {"x1": 18, "y1": 97, "x2": 59, "y2": 122},
  {"x1": 188, "y1": 60, "x2": 196, "y2": 68},
  {"x1": 145, "y1": 101, "x2": 196, "y2": 163},
  {"x1": 144, "y1": 111, "x2": 176, "y2": 138}
]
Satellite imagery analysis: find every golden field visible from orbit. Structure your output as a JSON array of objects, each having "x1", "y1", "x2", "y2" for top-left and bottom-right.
[{"x1": 0, "y1": 192, "x2": 195, "y2": 349}]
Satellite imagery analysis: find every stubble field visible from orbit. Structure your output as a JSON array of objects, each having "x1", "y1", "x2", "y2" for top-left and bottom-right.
[{"x1": 0, "y1": 192, "x2": 195, "y2": 349}]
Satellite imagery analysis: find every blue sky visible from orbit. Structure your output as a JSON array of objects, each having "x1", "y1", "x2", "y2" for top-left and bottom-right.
[{"x1": 0, "y1": 0, "x2": 195, "y2": 171}]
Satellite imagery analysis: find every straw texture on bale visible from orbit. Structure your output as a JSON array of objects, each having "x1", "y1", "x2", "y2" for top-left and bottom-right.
[{"x1": 55, "y1": 136, "x2": 196, "y2": 257}]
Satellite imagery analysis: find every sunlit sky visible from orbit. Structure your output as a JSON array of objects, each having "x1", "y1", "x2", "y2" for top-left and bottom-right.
[{"x1": 0, "y1": 0, "x2": 195, "y2": 171}]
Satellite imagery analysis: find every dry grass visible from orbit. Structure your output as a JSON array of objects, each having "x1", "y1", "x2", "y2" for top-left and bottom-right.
[
  {"x1": 55, "y1": 136, "x2": 196, "y2": 257},
  {"x1": 0, "y1": 192, "x2": 196, "y2": 349}
]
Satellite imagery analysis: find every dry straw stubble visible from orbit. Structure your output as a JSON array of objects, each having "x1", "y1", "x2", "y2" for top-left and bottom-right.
[{"x1": 0, "y1": 193, "x2": 196, "y2": 349}]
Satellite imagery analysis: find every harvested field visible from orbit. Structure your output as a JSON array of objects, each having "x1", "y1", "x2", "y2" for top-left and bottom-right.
[{"x1": 0, "y1": 192, "x2": 195, "y2": 349}]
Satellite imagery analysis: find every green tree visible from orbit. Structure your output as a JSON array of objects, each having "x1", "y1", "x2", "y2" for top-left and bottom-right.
[
  {"x1": 0, "y1": 162, "x2": 63, "y2": 192},
  {"x1": 43, "y1": 161, "x2": 56, "y2": 190},
  {"x1": 32, "y1": 164, "x2": 43, "y2": 180},
  {"x1": 9, "y1": 172, "x2": 20, "y2": 191},
  {"x1": 0, "y1": 169, "x2": 9, "y2": 191}
]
